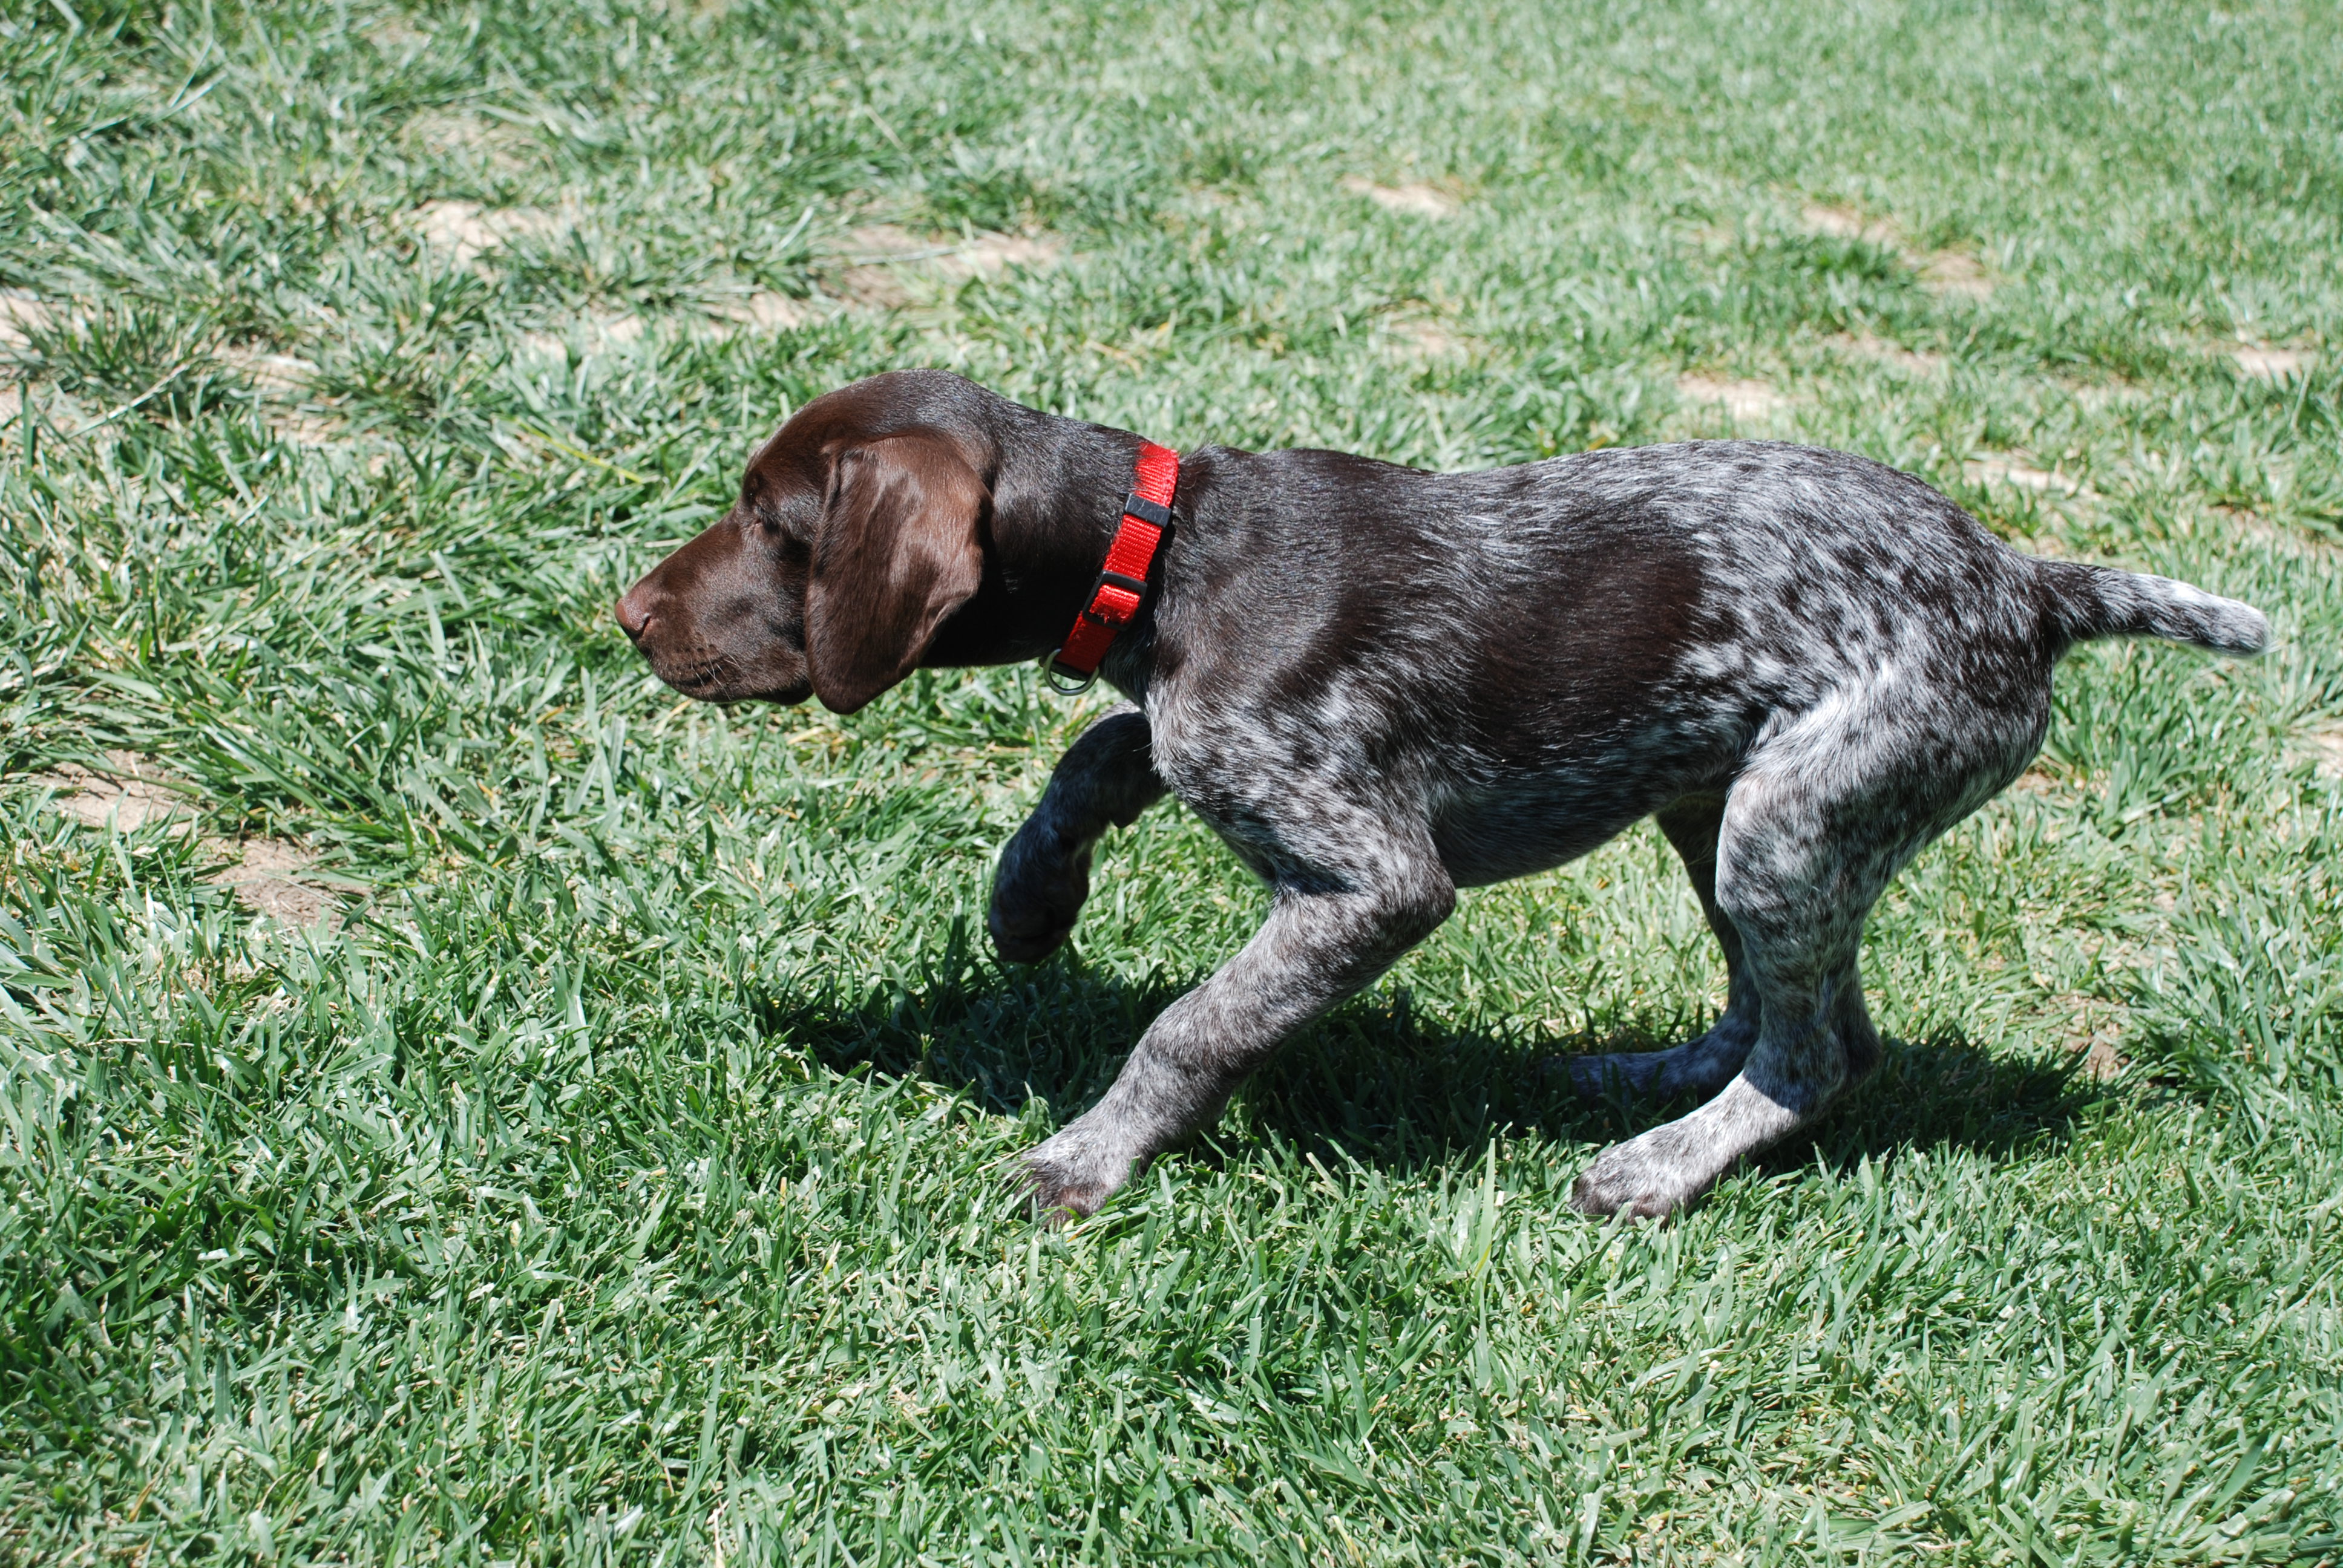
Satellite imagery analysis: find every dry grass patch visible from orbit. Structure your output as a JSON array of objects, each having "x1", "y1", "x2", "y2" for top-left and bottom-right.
[
  {"x1": 2231, "y1": 344, "x2": 2316, "y2": 379},
  {"x1": 940, "y1": 231, "x2": 1063, "y2": 279},
  {"x1": 1801, "y1": 201, "x2": 1994, "y2": 299},
  {"x1": 1966, "y1": 454, "x2": 2089, "y2": 497},
  {"x1": 2062, "y1": 379, "x2": 2147, "y2": 412},
  {"x1": 403, "y1": 109, "x2": 533, "y2": 173},
  {"x1": 1382, "y1": 315, "x2": 1470, "y2": 361},
  {"x1": 0, "y1": 290, "x2": 60, "y2": 354},
  {"x1": 708, "y1": 290, "x2": 814, "y2": 333},
  {"x1": 2301, "y1": 721, "x2": 2343, "y2": 782},
  {"x1": 1676, "y1": 373, "x2": 1791, "y2": 422},
  {"x1": 365, "y1": 17, "x2": 430, "y2": 52},
  {"x1": 824, "y1": 224, "x2": 1063, "y2": 306},
  {"x1": 1339, "y1": 175, "x2": 1463, "y2": 218},
  {"x1": 520, "y1": 313, "x2": 647, "y2": 359},
  {"x1": 1801, "y1": 203, "x2": 1898, "y2": 245},
  {"x1": 217, "y1": 344, "x2": 341, "y2": 444},
  {"x1": 1824, "y1": 331, "x2": 1944, "y2": 375},
  {"x1": 410, "y1": 199, "x2": 566, "y2": 264}
]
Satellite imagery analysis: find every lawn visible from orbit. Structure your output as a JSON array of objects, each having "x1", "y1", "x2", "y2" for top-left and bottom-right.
[{"x1": 3, "y1": 0, "x2": 2341, "y2": 1560}]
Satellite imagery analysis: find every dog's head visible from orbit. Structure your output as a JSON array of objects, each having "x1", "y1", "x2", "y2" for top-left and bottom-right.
[{"x1": 615, "y1": 373, "x2": 993, "y2": 714}]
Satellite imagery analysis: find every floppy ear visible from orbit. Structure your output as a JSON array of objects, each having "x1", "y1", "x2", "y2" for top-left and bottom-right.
[{"x1": 805, "y1": 431, "x2": 989, "y2": 714}]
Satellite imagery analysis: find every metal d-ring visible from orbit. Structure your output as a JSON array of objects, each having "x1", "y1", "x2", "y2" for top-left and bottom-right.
[{"x1": 1042, "y1": 652, "x2": 1096, "y2": 696}]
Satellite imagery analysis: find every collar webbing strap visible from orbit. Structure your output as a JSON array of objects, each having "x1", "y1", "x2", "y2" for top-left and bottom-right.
[{"x1": 1044, "y1": 440, "x2": 1179, "y2": 693}]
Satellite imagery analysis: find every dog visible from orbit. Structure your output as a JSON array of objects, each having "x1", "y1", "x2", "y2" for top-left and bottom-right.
[{"x1": 615, "y1": 369, "x2": 2266, "y2": 1220}]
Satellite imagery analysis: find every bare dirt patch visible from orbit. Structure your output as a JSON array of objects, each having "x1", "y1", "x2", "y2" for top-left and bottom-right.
[
  {"x1": 411, "y1": 200, "x2": 566, "y2": 265},
  {"x1": 519, "y1": 314, "x2": 646, "y2": 358},
  {"x1": 1917, "y1": 250, "x2": 1991, "y2": 300},
  {"x1": 2231, "y1": 344, "x2": 2315, "y2": 380},
  {"x1": 709, "y1": 291, "x2": 813, "y2": 333},
  {"x1": 1676, "y1": 374, "x2": 1790, "y2": 422},
  {"x1": 2063, "y1": 379, "x2": 2146, "y2": 412},
  {"x1": 1801, "y1": 203, "x2": 1897, "y2": 244},
  {"x1": 2006, "y1": 765, "x2": 2071, "y2": 797},
  {"x1": 217, "y1": 345, "x2": 318, "y2": 394},
  {"x1": 0, "y1": 291, "x2": 59, "y2": 354},
  {"x1": 211, "y1": 838, "x2": 341, "y2": 930},
  {"x1": 2051, "y1": 993, "x2": 2128, "y2": 1081},
  {"x1": 270, "y1": 412, "x2": 346, "y2": 447},
  {"x1": 1825, "y1": 331, "x2": 1945, "y2": 375},
  {"x1": 367, "y1": 18, "x2": 430, "y2": 51},
  {"x1": 404, "y1": 110, "x2": 532, "y2": 173},
  {"x1": 939, "y1": 231, "x2": 1063, "y2": 279},
  {"x1": 2209, "y1": 503, "x2": 2342, "y2": 562},
  {"x1": 38, "y1": 751, "x2": 342, "y2": 929},
  {"x1": 833, "y1": 267, "x2": 914, "y2": 308},
  {"x1": 1339, "y1": 176, "x2": 1463, "y2": 219},
  {"x1": 824, "y1": 224, "x2": 1064, "y2": 307},
  {"x1": 2301, "y1": 721, "x2": 2343, "y2": 782},
  {"x1": 45, "y1": 751, "x2": 197, "y2": 833},
  {"x1": 1801, "y1": 203, "x2": 1994, "y2": 299},
  {"x1": 1965, "y1": 454, "x2": 2090, "y2": 498},
  {"x1": 841, "y1": 224, "x2": 948, "y2": 261},
  {"x1": 1383, "y1": 316, "x2": 1470, "y2": 361},
  {"x1": 216, "y1": 345, "x2": 344, "y2": 445}
]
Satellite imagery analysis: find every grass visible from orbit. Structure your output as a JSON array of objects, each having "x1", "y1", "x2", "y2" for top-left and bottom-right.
[{"x1": 1, "y1": 0, "x2": 2341, "y2": 1560}]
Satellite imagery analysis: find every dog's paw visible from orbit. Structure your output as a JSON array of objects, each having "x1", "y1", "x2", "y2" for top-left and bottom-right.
[
  {"x1": 1568, "y1": 1137, "x2": 1705, "y2": 1220},
  {"x1": 988, "y1": 850, "x2": 1091, "y2": 964},
  {"x1": 1018, "y1": 1126, "x2": 1136, "y2": 1222},
  {"x1": 988, "y1": 903, "x2": 1078, "y2": 965}
]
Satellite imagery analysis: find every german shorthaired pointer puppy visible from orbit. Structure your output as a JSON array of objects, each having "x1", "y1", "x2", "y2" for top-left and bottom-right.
[{"x1": 615, "y1": 369, "x2": 2266, "y2": 1220}]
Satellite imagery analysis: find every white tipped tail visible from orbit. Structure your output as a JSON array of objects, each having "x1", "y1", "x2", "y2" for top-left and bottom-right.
[{"x1": 2037, "y1": 560, "x2": 2269, "y2": 656}]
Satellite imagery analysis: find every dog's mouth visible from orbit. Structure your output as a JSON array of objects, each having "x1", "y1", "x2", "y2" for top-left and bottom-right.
[
  {"x1": 638, "y1": 643, "x2": 735, "y2": 697},
  {"x1": 649, "y1": 648, "x2": 810, "y2": 706}
]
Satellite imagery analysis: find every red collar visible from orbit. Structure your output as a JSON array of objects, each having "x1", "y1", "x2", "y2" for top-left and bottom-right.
[{"x1": 1044, "y1": 440, "x2": 1179, "y2": 693}]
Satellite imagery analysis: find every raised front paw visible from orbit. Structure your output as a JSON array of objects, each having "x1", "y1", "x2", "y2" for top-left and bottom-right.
[{"x1": 988, "y1": 838, "x2": 1092, "y2": 964}]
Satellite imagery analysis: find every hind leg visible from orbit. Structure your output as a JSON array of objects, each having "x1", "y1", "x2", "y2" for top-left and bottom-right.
[
  {"x1": 1570, "y1": 688, "x2": 2032, "y2": 1219},
  {"x1": 1567, "y1": 794, "x2": 1761, "y2": 1101},
  {"x1": 1570, "y1": 835, "x2": 1877, "y2": 1217}
]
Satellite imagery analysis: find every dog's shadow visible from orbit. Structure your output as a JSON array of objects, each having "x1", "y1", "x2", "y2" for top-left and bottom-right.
[{"x1": 761, "y1": 942, "x2": 2105, "y2": 1184}]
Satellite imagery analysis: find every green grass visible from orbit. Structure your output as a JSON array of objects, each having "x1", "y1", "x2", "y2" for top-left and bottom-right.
[{"x1": 2, "y1": 0, "x2": 2341, "y2": 1560}]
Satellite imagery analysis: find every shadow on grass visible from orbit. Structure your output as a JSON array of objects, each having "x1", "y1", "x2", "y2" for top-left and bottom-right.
[{"x1": 758, "y1": 932, "x2": 2108, "y2": 1182}]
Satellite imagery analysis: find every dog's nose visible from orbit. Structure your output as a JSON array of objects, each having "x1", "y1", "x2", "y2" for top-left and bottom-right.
[{"x1": 614, "y1": 586, "x2": 655, "y2": 642}]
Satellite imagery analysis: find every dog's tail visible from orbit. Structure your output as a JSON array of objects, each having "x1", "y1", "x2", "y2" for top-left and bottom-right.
[{"x1": 2034, "y1": 559, "x2": 2269, "y2": 656}]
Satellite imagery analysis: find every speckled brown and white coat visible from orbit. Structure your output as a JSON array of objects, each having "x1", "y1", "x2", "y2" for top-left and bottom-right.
[{"x1": 616, "y1": 370, "x2": 2267, "y2": 1220}]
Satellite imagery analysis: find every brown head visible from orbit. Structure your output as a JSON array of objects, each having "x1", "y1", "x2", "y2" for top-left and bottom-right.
[{"x1": 615, "y1": 370, "x2": 1052, "y2": 714}]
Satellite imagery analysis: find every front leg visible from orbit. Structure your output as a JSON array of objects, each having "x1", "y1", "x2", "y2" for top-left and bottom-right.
[
  {"x1": 988, "y1": 706, "x2": 1167, "y2": 962},
  {"x1": 1024, "y1": 848, "x2": 1455, "y2": 1218}
]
